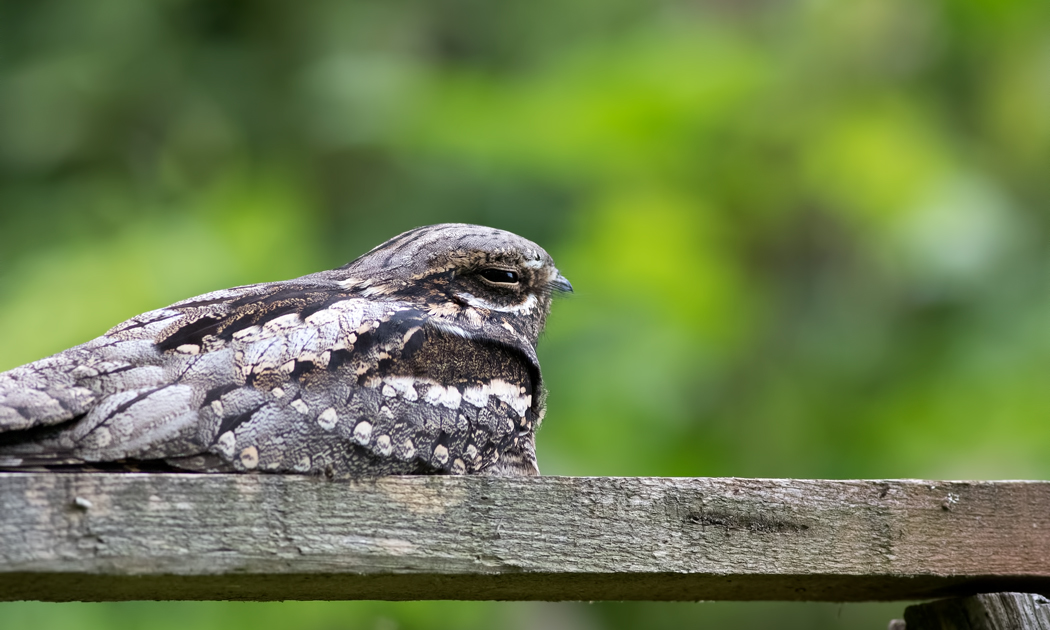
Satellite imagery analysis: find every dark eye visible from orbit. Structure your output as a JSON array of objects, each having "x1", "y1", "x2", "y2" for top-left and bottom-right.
[{"x1": 479, "y1": 268, "x2": 519, "y2": 284}]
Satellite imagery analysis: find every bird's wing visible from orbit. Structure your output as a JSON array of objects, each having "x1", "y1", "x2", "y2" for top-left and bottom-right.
[{"x1": 0, "y1": 280, "x2": 355, "y2": 467}]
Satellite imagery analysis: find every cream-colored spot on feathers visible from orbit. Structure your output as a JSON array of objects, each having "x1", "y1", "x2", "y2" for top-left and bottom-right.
[
  {"x1": 239, "y1": 446, "x2": 259, "y2": 469},
  {"x1": 318, "y1": 407, "x2": 338, "y2": 430},
  {"x1": 353, "y1": 420, "x2": 373, "y2": 445},
  {"x1": 216, "y1": 431, "x2": 237, "y2": 458},
  {"x1": 376, "y1": 434, "x2": 393, "y2": 456},
  {"x1": 433, "y1": 444, "x2": 450, "y2": 465}
]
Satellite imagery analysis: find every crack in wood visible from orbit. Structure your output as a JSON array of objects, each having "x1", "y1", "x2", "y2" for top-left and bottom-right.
[{"x1": 686, "y1": 510, "x2": 810, "y2": 535}]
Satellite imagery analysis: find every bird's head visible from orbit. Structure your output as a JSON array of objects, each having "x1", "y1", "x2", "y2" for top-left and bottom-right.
[{"x1": 334, "y1": 224, "x2": 571, "y2": 347}]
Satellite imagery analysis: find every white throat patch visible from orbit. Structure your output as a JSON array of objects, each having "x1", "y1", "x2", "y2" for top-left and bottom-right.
[{"x1": 455, "y1": 292, "x2": 537, "y2": 314}]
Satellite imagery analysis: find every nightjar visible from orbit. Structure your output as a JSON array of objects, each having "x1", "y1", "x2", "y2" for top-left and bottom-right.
[{"x1": 0, "y1": 224, "x2": 571, "y2": 477}]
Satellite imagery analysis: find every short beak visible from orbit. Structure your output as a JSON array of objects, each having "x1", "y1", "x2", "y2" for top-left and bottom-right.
[{"x1": 550, "y1": 272, "x2": 573, "y2": 294}]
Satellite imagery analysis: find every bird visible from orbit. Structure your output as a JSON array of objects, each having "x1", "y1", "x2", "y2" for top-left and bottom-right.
[{"x1": 0, "y1": 223, "x2": 571, "y2": 477}]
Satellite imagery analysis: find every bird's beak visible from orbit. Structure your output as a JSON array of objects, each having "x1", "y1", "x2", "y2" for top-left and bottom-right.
[{"x1": 550, "y1": 272, "x2": 573, "y2": 294}]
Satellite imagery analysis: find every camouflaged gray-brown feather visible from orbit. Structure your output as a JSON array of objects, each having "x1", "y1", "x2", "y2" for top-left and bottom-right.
[{"x1": 0, "y1": 224, "x2": 571, "y2": 477}]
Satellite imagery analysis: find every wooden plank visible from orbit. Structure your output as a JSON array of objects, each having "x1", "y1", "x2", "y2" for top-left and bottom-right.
[
  {"x1": 1, "y1": 473, "x2": 1048, "y2": 602},
  {"x1": 904, "y1": 593, "x2": 1050, "y2": 629}
]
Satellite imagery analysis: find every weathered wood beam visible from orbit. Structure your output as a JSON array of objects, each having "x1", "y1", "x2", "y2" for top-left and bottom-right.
[
  {"x1": 903, "y1": 593, "x2": 1050, "y2": 629},
  {"x1": 1, "y1": 473, "x2": 1048, "y2": 602}
]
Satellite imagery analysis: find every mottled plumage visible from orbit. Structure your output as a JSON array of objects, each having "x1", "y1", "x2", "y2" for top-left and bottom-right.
[{"x1": 0, "y1": 224, "x2": 570, "y2": 477}]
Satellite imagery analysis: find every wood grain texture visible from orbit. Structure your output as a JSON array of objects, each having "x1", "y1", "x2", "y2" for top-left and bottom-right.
[
  {"x1": 1, "y1": 473, "x2": 1048, "y2": 602},
  {"x1": 904, "y1": 593, "x2": 1050, "y2": 629}
]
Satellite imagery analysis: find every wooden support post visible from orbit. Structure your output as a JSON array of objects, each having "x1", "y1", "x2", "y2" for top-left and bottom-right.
[
  {"x1": 1, "y1": 473, "x2": 1048, "y2": 602},
  {"x1": 899, "y1": 593, "x2": 1050, "y2": 630}
]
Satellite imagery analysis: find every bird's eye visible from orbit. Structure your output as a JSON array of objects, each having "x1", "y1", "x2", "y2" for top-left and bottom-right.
[{"x1": 479, "y1": 268, "x2": 519, "y2": 285}]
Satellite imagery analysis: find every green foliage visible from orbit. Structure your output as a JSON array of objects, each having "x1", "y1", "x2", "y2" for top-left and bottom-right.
[{"x1": 2, "y1": 0, "x2": 1048, "y2": 627}]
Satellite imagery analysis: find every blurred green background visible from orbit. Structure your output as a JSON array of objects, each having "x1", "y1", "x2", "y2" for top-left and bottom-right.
[{"x1": 1, "y1": 0, "x2": 1048, "y2": 627}]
